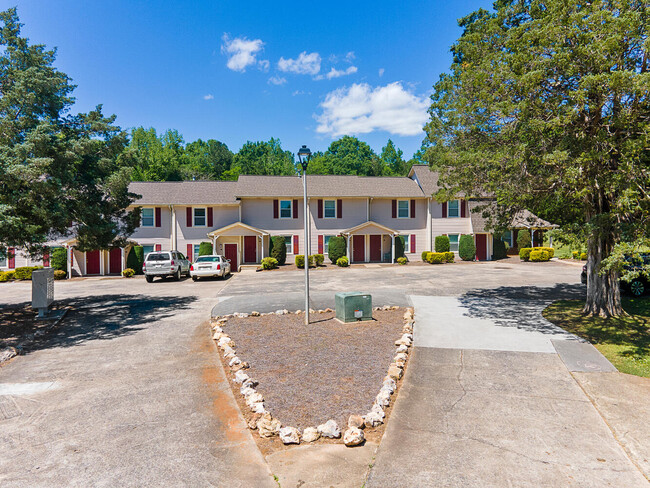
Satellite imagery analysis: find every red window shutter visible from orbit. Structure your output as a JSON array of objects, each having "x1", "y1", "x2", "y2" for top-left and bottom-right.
[
  {"x1": 207, "y1": 207, "x2": 213, "y2": 227},
  {"x1": 186, "y1": 207, "x2": 192, "y2": 227},
  {"x1": 337, "y1": 199, "x2": 342, "y2": 219},
  {"x1": 293, "y1": 235, "x2": 299, "y2": 255},
  {"x1": 410, "y1": 199, "x2": 416, "y2": 218},
  {"x1": 43, "y1": 251, "x2": 50, "y2": 267},
  {"x1": 410, "y1": 235, "x2": 416, "y2": 253},
  {"x1": 318, "y1": 199, "x2": 323, "y2": 219},
  {"x1": 273, "y1": 199, "x2": 279, "y2": 219},
  {"x1": 392, "y1": 200, "x2": 397, "y2": 218},
  {"x1": 442, "y1": 202, "x2": 447, "y2": 218},
  {"x1": 155, "y1": 207, "x2": 162, "y2": 227},
  {"x1": 155, "y1": 244, "x2": 162, "y2": 252},
  {"x1": 187, "y1": 243, "x2": 193, "y2": 261},
  {"x1": 293, "y1": 199, "x2": 298, "y2": 219},
  {"x1": 8, "y1": 247, "x2": 15, "y2": 269},
  {"x1": 318, "y1": 235, "x2": 323, "y2": 254},
  {"x1": 461, "y1": 199, "x2": 466, "y2": 218}
]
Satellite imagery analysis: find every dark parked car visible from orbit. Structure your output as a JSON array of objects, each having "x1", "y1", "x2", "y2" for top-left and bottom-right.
[{"x1": 581, "y1": 254, "x2": 649, "y2": 296}]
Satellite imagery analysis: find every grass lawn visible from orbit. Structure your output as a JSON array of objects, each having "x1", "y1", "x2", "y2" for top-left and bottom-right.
[{"x1": 543, "y1": 297, "x2": 650, "y2": 377}]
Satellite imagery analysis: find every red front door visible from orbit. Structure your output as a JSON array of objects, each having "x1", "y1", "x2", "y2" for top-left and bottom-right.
[
  {"x1": 86, "y1": 250, "x2": 100, "y2": 275},
  {"x1": 475, "y1": 234, "x2": 488, "y2": 261},
  {"x1": 224, "y1": 244, "x2": 238, "y2": 272},
  {"x1": 352, "y1": 235, "x2": 365, "y2": 263},
  {"x1": 109, "y1": 248, "x2": 122, "y2": 274},
  {"x1": 244, "y1": 236, "x2": 257, "y2": 263},
  {"x1": 369, "y1": 235, "x2": 382, "y2": 262}
]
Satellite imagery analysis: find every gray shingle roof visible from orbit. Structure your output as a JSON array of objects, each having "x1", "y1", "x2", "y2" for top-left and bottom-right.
[
  {"x1": 511, "y1": 209, "x2": 558, "y2": 229},
  {"x1": 128, "y1": 181, "x2": 239, "y2": 205},
  {"x1": 468, "y1": 199, "x2": 497, "y2": 233},
  {"x1": 409, "y1": 164, "x2": 441, "y2": 196}
]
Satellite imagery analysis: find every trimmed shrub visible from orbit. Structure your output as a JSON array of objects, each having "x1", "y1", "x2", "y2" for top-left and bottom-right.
[
  {"x1": 459, "y1": 235, "x2": 476, "y2": 261},
  {"x1": 426, "y1": 252, "x2": 445, "y2": 264},
  {"x1": 435, "y1": 235, "x2": 450, "y2": 253},
  {"x1": 539, "y1": 247, "x2": 555, "y2": 258},
  {"x1": 519, "y1": 247, "x2": 533, "y2": 261},
  {"x1": 295, "y1": 255, "x2": 314, "y2": 268},
  {"x1": 198, "y1": 241, "x2": 213, "y2": 256},
  {"x1": 122, "y1": 268, "x2": 135, "y2": 278},
  {"x1": 53, "y1": 269, "x2": 67, "y2": 280},
  {"x1": 492, "y1": 237, "x2": 507, "y2": 260},
  {"x1": 517, "y1": 231, "x2": 532, "y2": 249},
  {"x1": 328, "y1": 236, "x2": 346, "y2": 264},
  {"x1": 270, "y1": 236, "x2": 287, "y2": 265},
  {"x1": 127, "y1": 246, "x2": 144, "y2": 274},
  {"x1": 51, "y1": 247, "x2": 67, "y2": 272},
  {"x1": 397, "y1": 257, "x2": 408, "y2": 265},
  {"x1": 572, "y1": 250, "x2": 580, "y2": 259},
  {"x1": 395, "y1": 236, "x2": 405, "y2": 259},
  {"x1": 529, "y1": 249, "x2": 551, "y2": 262},
  {"x1": 444, "y1": 252, "x2": 455, "y2": 263},
  {"x1": 581, "y1": 252, "x2": 587, "y2": 260},
  {"x1": 261, "y1": 257, "x2": 278, "y2": 270},
  {"x1": 421, "y1": 251, "x2": 430, "y2": 262},
  {"x1": 0, "y1": 270, "x2": 15, "y2": 282},
  {"x1": 312, "y1": 253, "x2": 325, "y2": 266},
  {"x1": 336, "y1": 256, "x2": 349, "y2": 267},
  {"x1": 14, "y1": 266, "x2": 42, "y2": 280}
]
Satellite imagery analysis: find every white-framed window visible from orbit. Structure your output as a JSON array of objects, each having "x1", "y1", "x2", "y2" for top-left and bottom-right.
[
  {"x1": 502, "y1": 230, "x2": 513, "y2": 246},
  {"x1": 324, "y1": 199, "x2": 336, "y2": 218},
  {"x1": 448, "y1": 234, "x2": 459, "y2": 253},
  {"x1": 448, "y1": 200, "x2": 460, "y2": 218},
  {"x1": 284, "y1": 235, "x2": 293, "y2": 254},
  {"x1": 142, "y1": 245, "x2": 154, "y2": 257},
  {"x1": 0, "y1": 249, "x2": 6, "y2": 268},
  {"x1": 141, "y1": 208, "x2": 154, "y2": 227},
  {"x1": 403, "y1": 235, "x2": 411, "y2": 253},
  {"x1": 324, "y1": 235, "x2": 334, "y2": 253},
  {"x1": 397, "y1": 200, "x2": 410, "y2": 218},
  {"x1": 280, "y1": 200, "x2": 292, "y2": 219},
  {"x1": 193, "y1": 207, "x2": 207, "y2": 227},
  {"x1": 194, "y1": 244, "x2": 201, "y2": 259}
]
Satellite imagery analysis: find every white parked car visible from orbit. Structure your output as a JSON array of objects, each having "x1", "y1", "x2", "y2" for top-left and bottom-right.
[{"x1": 190, "y1": 254, "x2": 231, "y2": 281}]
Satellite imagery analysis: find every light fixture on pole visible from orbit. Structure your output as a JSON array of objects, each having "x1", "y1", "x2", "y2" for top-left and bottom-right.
[{"x1": 297, "y1": 145, "x2": 312, "y2": 325}]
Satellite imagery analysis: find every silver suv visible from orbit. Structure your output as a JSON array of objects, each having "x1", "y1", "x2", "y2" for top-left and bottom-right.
[{"x1": 143, "y1": 251, "x2": 190, "y2": 282}]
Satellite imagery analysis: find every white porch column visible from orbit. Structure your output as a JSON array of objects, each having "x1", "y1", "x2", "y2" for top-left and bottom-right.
[
  {"x1": 346, "y1": 235, "x2": 351, "y2": 261},
  {"x1": 121, "y1": 247, "x2": 125, "y2": 273},
  {"x1": 212, "y1": 236, "x2": 217, "y2": 254},
  {"x1": 170, "y1": 205, "x2": 177, "y2": 250},
  {"x1": 100, "y1": 251, "x2": 105, "y2": 276},
  {"x1": 427, "y1": 197, "x2": 432, "y2": 252},
  {"x1": 261, "y1": 235, "x2": 264, "y2": 262},
  {"x1": 531, "y1": 228, "x2": 534, "y2": 247},
  {"x1": 549, "y1": 234, "x2": 553, "y2": 248},
  {"x1": 67, "y1": 246, "x2": 72, "y2": 279},
  {"x1": 391, "y1": 235, "x2": 395, "y2": 263}
]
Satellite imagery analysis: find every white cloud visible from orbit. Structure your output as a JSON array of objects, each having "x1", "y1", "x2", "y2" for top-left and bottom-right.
[
  {"x1": 315, "y1": 82, "x2": 429, "y2": 137},
  {"x1": 378, "y1": 68, "x2": 385, "y2": 77},
  {"x1": 345, "y1": 51, "x2": 355, "y2": 62},
  {"x1": 292, "y1": 90, "x2": 311, "y2": 96},
  {"x1": 221, "y1": 34, "x2": 267, "y2": 72},
  {"x1": 278, "y1": 51, "x2": 321, "y2": 75},
  {"x1": 258, "y1": 59, "x2": 270, "y2": 72},
  {"x1": 268, "y1": 75, "x2": 287, "y2": 85},
  {"x1": 317, "y1": 66, "x2": 358, "y2": 80},
  {"x1": 203, "y1": 94, "x2": 214, "y2": 100}
]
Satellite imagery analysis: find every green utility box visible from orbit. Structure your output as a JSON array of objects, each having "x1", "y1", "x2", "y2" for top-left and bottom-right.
[{"x1": 335, "y1": 292, "x2": 372, "y2": 323}]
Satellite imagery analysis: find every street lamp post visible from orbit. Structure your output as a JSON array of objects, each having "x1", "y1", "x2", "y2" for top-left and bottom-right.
[{"x1": 298, "y1": 145, "x2": 312, "y2": 325}]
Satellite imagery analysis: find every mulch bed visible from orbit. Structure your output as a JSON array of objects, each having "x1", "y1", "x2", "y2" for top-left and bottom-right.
[
  {"x1": 0, "y1": 303, "x2": 68, "y2": 350},
  {"x1": 218, "y1": 309, "x2": 406, "y2": 450}
]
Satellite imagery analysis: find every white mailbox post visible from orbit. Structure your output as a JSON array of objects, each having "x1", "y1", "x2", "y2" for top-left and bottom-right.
[{"x1": 32, "y1": 268, "x2": 54, "y2": 318}]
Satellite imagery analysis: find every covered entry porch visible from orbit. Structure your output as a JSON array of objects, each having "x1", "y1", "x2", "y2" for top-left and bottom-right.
[
  {"x1": 61, "y1": 238, "x2": 125, "y2": 277},
  {"x1": 341, "y1": 221, "x2": 399, "y2": 264},
  {"x1": 207, "y1": 222, "x2": 269, "y2": 272}
]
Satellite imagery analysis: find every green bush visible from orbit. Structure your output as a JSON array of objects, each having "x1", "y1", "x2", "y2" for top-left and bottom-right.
[
  {"x1": 295, "y1": 255, "x2": 314, "y2": 268},
  {"x1": 0, "y1": 270, "x2": 15, "y2": 282},
  {"x1": 270, "y1": 236, "x2": 287, "y2": 265},
  {"x1": 444, "y1": 252, "x2": 455, "y2": 263},
  {"x1": 572, "y1": 250, "x2": 580, "y2": 259},
  {"x1": 53, "y1": 269, "x2": 67, "y2": 280},
  {"x1": 539, "y1": 247, "x2": 554, "y2": 258},
  {"x1": 517, "y1": 231, "x2": 532, "y2": 249},
  {"x1": 121, "y1": 268, "x2": 134, "y2": 277},
  {"x1": 492, "y1": 237, "x2": 508, "y2": 260},
  {"x1": 395, "y1": 236, "x2": 405, "y2": 259},
  {"x1": 50, "y1": 247, "x2": 67, "y2": 272},
  {"x1": 519, "y1": 247, "x2": 533, "y2": 261},
  {"x1": 581, "y1": 252, "x2": 587, "y2": 260},
  {"x1": 529, "y1": 249, "x2": 551, "y2": 262},
  {"x1": 127, "y1": 246, "x2": 144, "y2": 274},
  {"x1": 261, "y1": 257, "x2": 278, "y2": 270},
  {"x1": 336, "y1": 256, "x2": 349, "y2": 267},
  {"x1": 312, "y1": 254, "x2": 325, "y2": 266},
  {"x1": 397, "y1": 257, "x2": 408, "y2": 265},
  {"x1": 426, "y1": 252, "x2": 445, "y2": 264},
  {"x1": 328, "y1": 236, "x2": 346, "y2": 264},
  {"x1": 198, "y1": 242, "x2": 213, "y2": 256},
  {"x1": 13, "y1": 266, "x2": 43, "y2": 280},
  {"x1": 421, "y1": 251, "x2": 429, "y2": 261},
  {"x1": 435, "y1": 235, "x2": 450, "y2": 253},
  {"x1": 459, "y1": 235, "x2": 476, "y2": 261}
]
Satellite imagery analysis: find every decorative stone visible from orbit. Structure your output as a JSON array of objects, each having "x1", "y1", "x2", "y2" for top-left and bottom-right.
[
  {"x1": 242, "y1": 378, "x2": 258, "y2": 388},
  {"x1": 301, "y1": 427, "x2": 320, "y2": 443},
  {"x1": 213, "y1": 331, "x2": 225, "y2": 340},
  {"x1": 275, "y1": 309, "x2": 289, "y2": 315},
  {"x1": 383, "y1": 377, "x2": 397, "y2": 391},
  {"x1": 251, "y1": 311, "x2": 260, "y2": 317},
  {"x1": 387, "y1": 365, "x2": 403, "y2": 380},
  {"x1": 380, "y1": 384, "x2": 394, "y2": 396},
  {"x1": 402, "y1": 325, "x2": 413, "y2": 334},
  {"x1": 294, "y1": 310, "x2": 302, "y2": 314},
  {"x1": 248, "y1": 413, "x2": 263, "y2": 430},
  {"x1": 396, "y1": 344, "x2": 408, "y2": 354},
  {"x1": 348, "y1": 415, "x2": 365, "y2": 429},
  {"x1": 371, "y1": 402, "x2": 386, "y2": 416},
  {"x1": 395, "y1": 335, "x2": 412, "y2": 347},
  {"x1": 364, "y1": 411, "x2": 384, "y2": 428},
  {"x1": 343, "y1": 428, "x2": 365, "y2": 447},
  {"x1": 376, "y1": 390, "x2": 391, "y2": 407},
  {"x1": 240, "y1": 385, "x2": 255, "y2": 396},
  {"x1": 382, "y1": 305, "x2": 391, "y2": 310},
  {"x1": 229, "y1": 357, "x2": 242, "y2": 367},
  {"x1": 218, "y1": 336, "x2": 233, "y2": 348},
  {"x1": 232, "y1": 362, "x2": 249, "y2": 372},
  {"x1": 224, "y1": 349, "x2": 237, "y2": 359},
  {"x1": 317, "y1": 420, "x2": 341, "y2": 439},
  {"x1": 250, "y1": 402, "x2": 266, "y2": 414},
  {"x1": 395, "y1": 359, "x2": 405, "y2": 368},
  {"x1": 211, "y1": 325, "x2": 223, "y2": 333},
  {"x1": 234, "y1": 371, "x2": 250, "y2": 384},
  {"x1": 324, "y1": 308, "x2": 333, "y2": 313},
  {"x1": 257, "y1": 413, "x2": 281, "y2": 437},
  {"x1": 279, "y1": 426, "x2": 300, "y2": 445},
  {"x1": 309, "y1": 308, "x2": 316, "y2": 313},
  {"x1": 394, "y1": 352, "x2": 408, "y2": 362},
  {"x1": 246, "y1": 392, "x2": 264, "y2": 407},
  {"x1": 403, "y1": 311, "x2": 413, "y2": 320},
  {"x1": 391, "y1": 305, "x2": 399, "y2": 310}
]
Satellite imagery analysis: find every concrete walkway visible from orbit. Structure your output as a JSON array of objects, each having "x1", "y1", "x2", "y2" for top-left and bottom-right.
[{"x1": 367, "y1": 294, "x2": 648, "y2": 487}]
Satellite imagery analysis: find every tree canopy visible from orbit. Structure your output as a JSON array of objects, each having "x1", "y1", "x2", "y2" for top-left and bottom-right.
[{"x1": 425, "y1": 0, "x2": 650, "y2": 316}]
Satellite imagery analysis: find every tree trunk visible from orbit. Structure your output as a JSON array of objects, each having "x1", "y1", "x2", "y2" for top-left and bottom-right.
[{"x1": 583, "y1": 232, "x2": 622, "y2": 317}]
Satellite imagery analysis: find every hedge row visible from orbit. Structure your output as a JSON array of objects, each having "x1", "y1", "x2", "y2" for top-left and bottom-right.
[
  {"x1": 519, "y1": 247, "x2": 555, "y2": 262},
  {"x1": 423, "y1": 252, "x2": 455, "y2": 264},
  {"x1": 0, "y1": 266, "x2": 44, "y2": 282}
]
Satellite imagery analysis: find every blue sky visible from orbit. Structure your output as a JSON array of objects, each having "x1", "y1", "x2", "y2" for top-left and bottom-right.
[{"x1": 12, "y1": 0, "x2": 494, "y2": 160}]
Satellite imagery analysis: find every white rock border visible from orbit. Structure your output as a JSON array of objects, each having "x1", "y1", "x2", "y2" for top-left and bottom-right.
[{"x1": 209, "y1": 305, "x2": 413, "y2": 447}]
